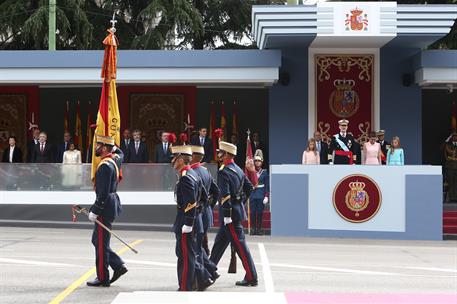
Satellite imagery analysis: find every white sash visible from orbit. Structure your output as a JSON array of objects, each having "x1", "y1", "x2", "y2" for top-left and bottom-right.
[{"x1": 334, "y1": 135, "x2": 349, "y2": 152}]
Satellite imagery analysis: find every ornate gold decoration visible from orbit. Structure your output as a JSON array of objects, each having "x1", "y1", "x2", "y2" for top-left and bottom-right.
[
  {"x1": 356, "y1": 122, "x2": 370, "y2": 144},
  {"x1": 345, "y1": 180, "x2": 369, "y2": 217},
  {"x1": 318, "y1": 121, "x2": 331, "y2": 144},
  {"x1": 316, "y1": 55, "x2": 373, "y2": 82}
]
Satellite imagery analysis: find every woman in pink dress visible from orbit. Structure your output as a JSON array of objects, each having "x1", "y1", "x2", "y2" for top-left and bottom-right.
[
  {"x1": 302, "y1": 138, "x2": 320, "y2": 164},
  {"x1": 362, "y1": 132, "x2": 382, "y2": 165}
]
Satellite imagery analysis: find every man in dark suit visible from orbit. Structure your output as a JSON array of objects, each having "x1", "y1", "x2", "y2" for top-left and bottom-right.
[
  {"x1": 190, "y1": 127, "x2": 213, "y2": 163},
  {"x1": 251, "y1": 131, "x2": 268, "y2": 166},
  {"x1": 56, "y1": 131, "x2": 72, "y2": 163},
  {"x1": 129, "y1": 129, "x2": 149, "y2": 163},
  {"x1": 313, "y1": 131, "x2": 329, "y2": 164},
  {"x1": 154, "y1": 131, "x2": 173, "y2": 163},
  {"x1": 2, "y1": 136, "x2": 23, "y2": 163},
  {"x1": 120, "y1": 128, "x2": 132, "y2": 163},
  {"x1": 32, "y1": 132, "x2": 54, "y2": 163},
  {"x1": 26, "y1": 128, "x2": 40, "y2": 162}
]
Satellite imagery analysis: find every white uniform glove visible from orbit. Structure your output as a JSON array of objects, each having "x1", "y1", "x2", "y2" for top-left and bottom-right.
[
  {"x1": 111, "y1": 145, "x2": 117, "y2": 152},
  {"x1": 88, "y1": 212, "x2": 98, "y2": 222},
  {"x1": 223, "y1": 217, "x2": 233, "y2": 225},
  {"x1": 263, "y1": 197, "x2": 269, "y2": 205},
  {"x1": 182, "y1": 225, "x2": 193, "y2": 234}
]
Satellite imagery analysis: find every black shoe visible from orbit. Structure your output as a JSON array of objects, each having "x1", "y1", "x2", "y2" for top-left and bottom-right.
[
  {"x1": 235, "y1": 279, "x2": 258, "y2": 287},
  {"x1": 250, "y1": 230, "x2": 257, "y2": 236},
  {"x1": 198, "y1": 278, "x2": 214, "y2": 291},
  {"x1": 86, "y1": 278, "x2": 110, "y2": 287},
  {"x1": 257, "y1": 229, "x2": 264, "y2": 235},
  {"x1": 110, "y1": 265, "x2": 128, "y2": 284},
  {"x1": 211, "y1": 271, "x2": 220, "y2": 281}
]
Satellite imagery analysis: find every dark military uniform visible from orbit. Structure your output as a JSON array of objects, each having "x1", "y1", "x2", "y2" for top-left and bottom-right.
[
  {"x1": 174, "y1": 165, "x2": 200, "y2": 291},
  {"x1": 249, "y1": 168, "x2": 269, "y2": 234},
  {"x1": 210, "y1": 159, "x2": 258, "y2": 284},
  {"x1": 378, "y1": 139, "x2": 390, "y2": 165},
  {"x1": 190, "y1": 162, "x2": 220, "y2": 278},
  {"x1": 445, "y1": 141, "x2": 457, "y2": 202},
  {"x1": 329, "y1": 133, "x2": 357, "y2": 164},
  {"x1": 90, "y1": 148, "x2": 124, "y2": 285}
]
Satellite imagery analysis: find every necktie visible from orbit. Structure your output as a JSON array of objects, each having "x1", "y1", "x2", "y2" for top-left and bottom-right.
[
  {"x1": 200, "y1": 137, "x2": 204, "y2": 146},
  {"x1": 164, "y1": 143, "x2": 167, "y2": 154},
  {"x1": 317, "y1": 141, "x2": 321, "y2": 152},
  {"x1": 40, "y1": 144, "x2": 44, "y2": 153},
  {"x1": 135, "y1": 142, "x2": 139, "y2": 154}
]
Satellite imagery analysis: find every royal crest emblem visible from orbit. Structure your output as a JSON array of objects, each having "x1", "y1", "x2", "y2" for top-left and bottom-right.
[
  {"x1": 329, "y1": 79, "x2": 359, "y2": 118},
  {"x1": 345, "y1": 181, "x2": 369, "y2": 217},
  {"x1": 333, "y1": 174, "x2": 382, "y2": 223},
  {"x1": 345, "y1": 8, "x2": 368, "y2": 31}
]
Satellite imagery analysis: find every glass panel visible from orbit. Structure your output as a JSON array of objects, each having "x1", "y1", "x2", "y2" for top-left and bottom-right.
[{"x1": 0, "y1": 163, "x2": 218, "y2": 192}]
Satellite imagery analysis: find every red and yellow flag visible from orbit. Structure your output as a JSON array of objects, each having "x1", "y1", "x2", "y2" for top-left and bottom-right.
[
  {"x1": 91, "y1": 29, "x2": 121, "y2": 180},
  {"x1": 64, "y1": 100, "x2": 69, "y2": 132},
  {"x1": 209, "y1": 101, "x2": 216, "y2": 160},
  {"x1": 85, "y1": 101, "x2": 92, "y2": 163},
  {"x1": 232, "y1": 100, "x2": 238, "y2": 137},
  {"x1": 74, "y1": 101, "x2": 83, "y2": 151}
]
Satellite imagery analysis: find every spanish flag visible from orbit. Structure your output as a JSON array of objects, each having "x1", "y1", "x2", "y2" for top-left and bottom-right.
[
  {"x1": 220, "y1": 101, "x2": 227, "y2": 141},
  {"x1": 74, "y1": 101, "x2": 83, "y2": 152},
  {"x1": 91, "y1": 29, "x2": 121, "y2": 181}
]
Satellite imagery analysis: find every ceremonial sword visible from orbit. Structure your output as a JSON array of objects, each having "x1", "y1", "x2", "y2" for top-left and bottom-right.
[{"x1": 72, "y1": 204, "x2": 138, "y2": 254}]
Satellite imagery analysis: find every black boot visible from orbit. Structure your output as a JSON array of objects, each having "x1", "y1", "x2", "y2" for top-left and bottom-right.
[
  {"x1": 257, "y1": 212, "x2": 264, "y2": 235},
  {"x1": 250, "y1": 212, "x2": 257, "y2": 235},
  {"x1": 235, "y1": 279, "x2": 258, "y2": 287},
  {"x1": 110, "y1": 265, "x2": 128, "y2": 284},
  {"x1": 86, "y1": 278, "x2": 110, "y2": 287}
]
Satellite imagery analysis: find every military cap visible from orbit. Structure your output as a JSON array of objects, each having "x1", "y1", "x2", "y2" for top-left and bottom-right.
[
  {"x1": 219, "y1": 141, "x2": 237, "y2": 156},
  {"x1": 338, "y1": 119, "x2": 349, "y2": 125},
  {"x1": 96, "y1": 135, "x2": 115, "y2": 145},
  {"x1": 190, "y1": 145, "x2": 205, "y2": 155},
  {"x1": 171, "y1": 145, "x2": 192, "y2": 156},
  {"x1": 377, "y1": 130, "x2": 385, "y2": 135}
]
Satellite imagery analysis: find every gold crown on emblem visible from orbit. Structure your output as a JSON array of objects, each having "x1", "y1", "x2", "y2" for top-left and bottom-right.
[
  {"x1": 333, "y1": 79, "x2": 355, "y2": 90},
  {"x1": 351, "y1": 8, "x2": 363, "y2": 16},
  {"x1": 349, "y1": 181, "x2": 365, "y2": 191}
]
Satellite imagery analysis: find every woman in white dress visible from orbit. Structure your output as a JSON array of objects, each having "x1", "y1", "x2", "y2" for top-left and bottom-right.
[{"x1": 62, "y1": 143, "x2": 82, "y2": 188}]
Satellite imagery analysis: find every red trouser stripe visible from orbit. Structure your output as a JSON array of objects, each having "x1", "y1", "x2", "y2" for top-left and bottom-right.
[
  {"x1": 98, "y1": 218, "x2": 105, "y2": 281},
  {"x1": 180, "y1": 233, "x2": 188, "y2": 291},
  {"x1": 228, "y1": 224, "x2": 253, "y2": 281}
]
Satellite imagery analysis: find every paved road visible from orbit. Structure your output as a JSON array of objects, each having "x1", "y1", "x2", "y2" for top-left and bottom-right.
[{"x1": 0, "y1": 227, "x2": 456, "y2": 303}]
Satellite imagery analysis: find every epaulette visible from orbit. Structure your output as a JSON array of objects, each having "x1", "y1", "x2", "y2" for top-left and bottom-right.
[
  {"x1": 181, "y1": 170, "x2": 187, "y2": 177},
  {"x1": 219, "y1": 164, "x2": 225, "y2": 171}
]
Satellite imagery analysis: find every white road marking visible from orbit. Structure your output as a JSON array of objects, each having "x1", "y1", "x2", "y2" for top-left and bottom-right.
[
  {"x1": 402, "y1": 266, "x2": 457, "y2": 273},
  {"x1": 123, "y1": 259, "x2": 175, "y2": 268},
  {"x1": 258, "y1": 243, "x2": 274, "y2": 293},
  {"x1": 0, "y1": 257, "x2": 77, "y2": 267},
  {"x1": 270, "y1": 263, "x2": 399, "y2": 276}
]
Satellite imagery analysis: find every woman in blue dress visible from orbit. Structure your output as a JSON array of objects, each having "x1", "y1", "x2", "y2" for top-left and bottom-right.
[{"x1": 386, "y1": 136, "x2": 404, "y2": 165}]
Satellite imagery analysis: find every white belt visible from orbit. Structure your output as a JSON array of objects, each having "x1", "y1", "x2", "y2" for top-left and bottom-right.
[{"x1": 256, "y1": 184, "x2": 265, "y2": 188}]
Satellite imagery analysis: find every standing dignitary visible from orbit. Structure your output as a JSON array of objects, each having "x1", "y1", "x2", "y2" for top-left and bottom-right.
[
  {"x1": 2, "y1": 136, "x2": 23, "y2": 163},
  {"x1": 445, "y1": 132, "x2": 457, "y2": 202},
  {"x1": 120, "y1": 129, "x2": 132, "y2": 163},
  {"x1": 32, "y1": 132, "x2": 54, "y2": 163},
  {"x1": 171, "y1": 145, "x2": 200, "y2": 291},
  {"x1": 129, "y1": 130, "x2": 149, "y2": 163},
  {"x1": 56, "y1": 131, "x2": 72, "y2": 163},
  {"x1": 191, "y1": 127, "x2": 213, "y2": 163},
  {"x1": 86, "y1": 135, "x2": 128, "y2": 287},
  {"x1": 26, "y1": 128, "x2": 40, "y2": 162},
  {"x1": 249, "y1": 152, "x2": 269, "y2": 235},
  {"x1": 313, "y1": 131, "x2": 329, "y2": 164},
  {"x1": 155, "y1": 131, "x2": 173, "y2": 163},
  {"x1": 190, "y1": 145, "x2": 220, "y2": 281},
  {"x1": 210, "y1": 141, "x2": 258, "y2": 286},
  {"x1": 328, "y1": 119, "x2": 357, "y2": 165},
  {"x1": 377, "y1": 130, "x2": 390, "y2": 165}
]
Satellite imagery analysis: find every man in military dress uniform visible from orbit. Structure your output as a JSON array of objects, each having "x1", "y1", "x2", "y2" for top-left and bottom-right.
[
  {"x1": 171, "y1": 145, "x2": 213, "y2": 291},
  {"x1": 445, "y1": 132, "x2": 457, "y2": 202},
  {"x1": 87, "y1": 135, "x2": 128, "y2": 287},
  {"x1": 328, "y1": 119, "x2": 357, "y2": 165},
  {"x1": 249, "y1": 151, "x2": 269, "y2": 235},
  {"x1": 377, "y1": 130, "x2": 390, "y2": 165},
  {"x1": 209, "y1": 141, "x2": 258, "y2": 286},
  {"x1": 190, "y1": 145, "x2": 220, "y2": 281}
]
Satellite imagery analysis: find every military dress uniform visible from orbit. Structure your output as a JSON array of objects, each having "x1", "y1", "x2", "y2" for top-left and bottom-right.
[
  {"x1": 445, "y1": 138, "x2": 457, "y2": 202},
  {"x1": 171, "y1": 145, "x2": 201, "y2": 291},
  {"x1": 88, "y1": 137, "x2": 125, "y2": 287},
  {"x1": 249, "y1": 156, "x2": 269, "y2": 235},
  {"x1": 210, "y1": 142, "x2": 258, "y2": 286},
  {"x1": 190, "y1": 146, "x2": 220, "y2": 280},
  {"x1": 377, "y1": 130, "x2": 390, "y2": 165},
  {"x1": 328, "y1": 120, "x2": 356, "y2": 165}
]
